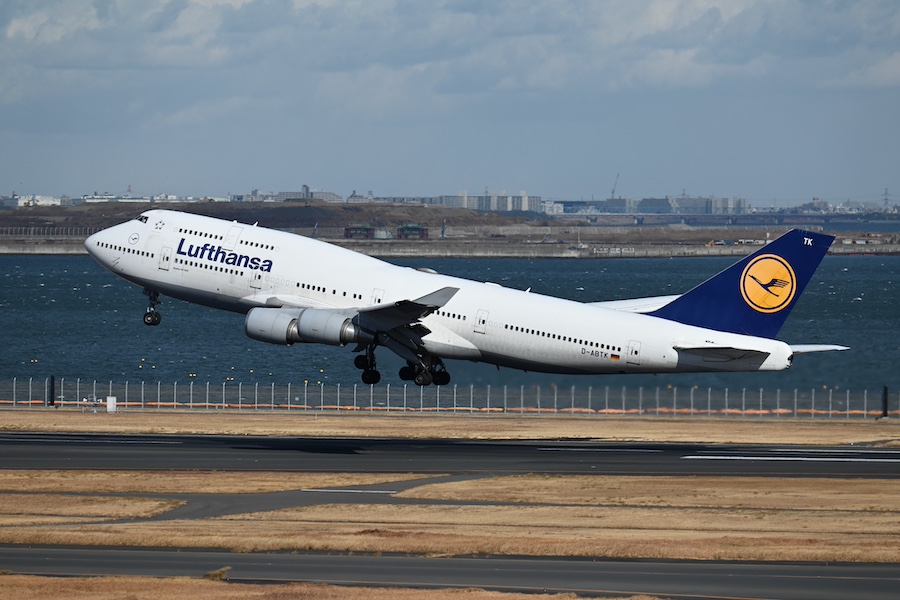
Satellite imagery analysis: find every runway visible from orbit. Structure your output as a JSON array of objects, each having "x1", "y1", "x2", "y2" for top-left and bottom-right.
[
  {"x1": 1, "y1": 546, "x2": 897, "y2": 600},
  {"x1": 2, "y1": 432, "x2": 898, "y2": 477},
  {"x1": 0, "y1": 432, "x2": 898, "y2": 599}
]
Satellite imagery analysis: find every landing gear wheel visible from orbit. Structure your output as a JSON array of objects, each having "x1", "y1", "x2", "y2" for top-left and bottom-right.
[
  {"x1": 143, "y1": 289, "x2": 162, "y2": 326},
  {"x1": 143, "y1": 310, "x2": 161, "y2": 326},
  {"x1": 398, "y1": 365, "x2": 416, "y2": 381},
  {"x1": 354, "y1": 355, "x2": 369, "y2": 370},
  {"x1": 361, "y1": 370, "x2": 381, "y2": 385},
  {"x1": 428, "y1": 357, "x2": 451, "y2": 386},
  {"x1": 414, "y1": 369, "x2": 433, "y2": 387}
]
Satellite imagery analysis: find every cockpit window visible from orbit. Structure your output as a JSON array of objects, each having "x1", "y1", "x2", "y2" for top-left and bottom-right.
[{"x1": 134, "y1": 215, "x2": 149, "y2": 223}]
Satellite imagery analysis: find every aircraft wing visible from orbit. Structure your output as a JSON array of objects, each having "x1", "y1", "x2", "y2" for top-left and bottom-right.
[
  {"x1": 357, "y1": 287, "x2": 459, "y2": 332},
  {"x1": 590, "y1": 294, "x2": 681, "y2": 313},
  {"x1": 259, "y1": 287, "x2": 459, "y2": 329}
]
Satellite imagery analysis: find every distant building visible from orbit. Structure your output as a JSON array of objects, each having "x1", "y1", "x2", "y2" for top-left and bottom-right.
[
  {"x1": 543, "y1": 197, "x2": 637, "y2": 214},
  {"x1": 636, "y1": 197, "x2": 673, "y2": 214},
  {"x1": 546, "y1": 194, "x2": 747, "y2": 215},
  {"x1": 344, "y1": 225, "x2": 376, "y2": 239},
  {"x1": 19, "y1": 195, "x2": 61, "y2": 207},
  {"x1": 238, "y1": 186, "x2": 344, "y2": 203},
  {"x1": 454, "y1": 191, "x2": 541, "y2": 212},
  {"x1": 710, "y1": 196, "x2": 748, "y2": 214},
  {"x1": 346, "y1": 190, "x2": 372, "y2": 204},
  {"x1": 396, "y1": 224, "x2": 429, "y2": 239}
]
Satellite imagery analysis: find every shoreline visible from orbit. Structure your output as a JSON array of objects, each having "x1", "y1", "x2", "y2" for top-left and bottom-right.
[{"x1": 3, "y1": 238, "x2": 900, "y2": 258}]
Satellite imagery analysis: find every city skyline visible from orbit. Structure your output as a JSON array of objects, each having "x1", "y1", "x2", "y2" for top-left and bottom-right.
[
  {"x1": 5, "y1": 185, "x2": 895, "y2": 215},
  {"x1": 2, "y1": 1, "x2": 898, "y2": 206}
]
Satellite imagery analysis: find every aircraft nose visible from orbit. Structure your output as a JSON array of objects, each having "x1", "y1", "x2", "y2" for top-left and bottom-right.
[{"x1": 84, "y1": 232, "x2": 99, "y2": 256}]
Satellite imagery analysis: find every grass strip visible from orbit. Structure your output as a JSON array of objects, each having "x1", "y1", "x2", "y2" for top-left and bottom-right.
[
  {"x1": 2, "y1": 409, "x2": 899, "y2": 446},
  {"x1": 0, "y1": 471, "x2": 896, "y2": 562},
  {"x1": 0, "y1": 575, "x2": 647, "y2": 600},
  {"x1": 0, "y1": 470, "x2": 430, "y2": 494}
]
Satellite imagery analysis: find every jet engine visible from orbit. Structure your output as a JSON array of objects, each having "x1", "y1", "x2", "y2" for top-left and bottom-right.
[{"x1": 244, "y1": 307, "x2": 374, "y2": 347}]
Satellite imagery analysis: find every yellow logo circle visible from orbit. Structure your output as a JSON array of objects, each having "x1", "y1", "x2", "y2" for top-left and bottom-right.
[{"x1": 740, "y1": 254, "x2": 796, "y2": 313}]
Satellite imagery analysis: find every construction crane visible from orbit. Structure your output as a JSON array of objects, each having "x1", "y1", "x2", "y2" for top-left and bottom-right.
[{"x1": 610, "y1": 173, "x2": 619, "y2": 200}]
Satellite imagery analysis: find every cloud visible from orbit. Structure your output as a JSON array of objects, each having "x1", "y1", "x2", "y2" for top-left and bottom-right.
[
  {"x1": 1, "y1": 0, "x2": 898, "y2": 199},
  {"x1": 143, "y1": 94, "x2": 278, "y2": 129},
  {"x1": 3, "y1": 0, "x2": 898, "y2": 111},
  {"x1": 833, "y1": 52, "x2": 900, "y2": 88}
]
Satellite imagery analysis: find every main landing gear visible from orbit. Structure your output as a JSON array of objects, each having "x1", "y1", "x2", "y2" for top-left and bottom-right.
[
  {"x1": 355, "y1": 345, "x2": 381, "y2": 385},
  {"x1": 354, "y1": 347, "x2": 451, "y2": 387},
  {"x1": 142, "y1": 289, "x2": 162, "y2": 326},
  {"x1": 398, "y1": 356, "x2": 451, "y2": 386}
]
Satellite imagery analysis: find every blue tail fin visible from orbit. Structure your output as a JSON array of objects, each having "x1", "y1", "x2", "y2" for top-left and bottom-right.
[{"x1": 649, "y1": 229, "x2": 834, "y2": 338}]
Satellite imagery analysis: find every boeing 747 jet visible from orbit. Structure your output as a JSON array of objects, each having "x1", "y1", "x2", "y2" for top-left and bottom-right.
[{"x1": 85, "y1": 210, "x2": 847, "y2": 386}]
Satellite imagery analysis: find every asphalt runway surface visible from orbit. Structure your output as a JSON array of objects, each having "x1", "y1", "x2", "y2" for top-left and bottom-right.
[{"x1": 1, "y1": 432, "x2": 899, "y2": 599}]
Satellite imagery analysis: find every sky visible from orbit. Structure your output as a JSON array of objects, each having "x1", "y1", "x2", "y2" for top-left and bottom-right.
[{"x1": 1, "y1": 0, "x2": 899, "y2": 206}]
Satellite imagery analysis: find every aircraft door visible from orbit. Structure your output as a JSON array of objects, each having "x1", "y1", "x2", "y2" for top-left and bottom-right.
[
  {"x1": 627, "y1": 340, "x2": 642, "y2": 365},
  {"x1": 250, "y1": 272, "x2": 263, "y2": 289},
  {"x1": 223, "y1": 226, "x2": 243, "y2": 251},
  {"x1": 371, "y1": 288, "x2": 385, "y2": 305},
  {"x1": 474, "y1": 309, "x2": 489, "y2": 334},
  {"x1": 159, "y1": 247, "x2": 172, "y2": 271}
]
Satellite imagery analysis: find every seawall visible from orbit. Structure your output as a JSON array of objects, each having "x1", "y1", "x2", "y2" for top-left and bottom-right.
[{"x1": 2, "y1": 238, "x2": 898, "y2": 258}]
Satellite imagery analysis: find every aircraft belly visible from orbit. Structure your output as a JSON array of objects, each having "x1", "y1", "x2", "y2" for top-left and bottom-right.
[
  {"x1": 476, "y1": 351, "x2": 601, "y2": 375},
  {"x1": 424, "y1": 339, "x2": 482, "y2": 360},
  {"x1": 120, "y1": 272, "x2": 252, "y2": 313},
  {"x1": 418, "y1": 321, "x2": 481, "y2": 360}
]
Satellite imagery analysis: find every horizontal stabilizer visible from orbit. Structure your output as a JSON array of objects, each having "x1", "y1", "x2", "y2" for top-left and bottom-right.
[{"x1": 790, "y1": 344, "x2": 850, "y2": 354}]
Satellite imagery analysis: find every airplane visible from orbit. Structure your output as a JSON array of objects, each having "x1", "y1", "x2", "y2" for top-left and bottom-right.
[{"x1": 85, "y1": 209, "x2": 847, "y2": 386}]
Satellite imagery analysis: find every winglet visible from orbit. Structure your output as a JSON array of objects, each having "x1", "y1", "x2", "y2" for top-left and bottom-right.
[
  {"x1": 649, "y1": 230, "x2": 834, "y2": 339},
  {"x1": 411, "y1": 286, "x2": 459, "y2": 309}
]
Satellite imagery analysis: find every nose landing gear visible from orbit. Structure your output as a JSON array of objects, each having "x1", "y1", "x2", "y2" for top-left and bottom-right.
[{"x1": 143, "y1": 289, "x2": 162, "y2": 326}]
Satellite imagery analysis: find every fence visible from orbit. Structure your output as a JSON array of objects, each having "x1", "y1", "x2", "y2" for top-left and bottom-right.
[{"x1": 1, "y1": 378, "x2": 897, "y2": 419}]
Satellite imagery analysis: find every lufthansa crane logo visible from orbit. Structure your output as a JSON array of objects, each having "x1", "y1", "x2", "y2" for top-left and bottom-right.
[{"x1": 740, "y1": 254, "x2": 796, "y2": 313}]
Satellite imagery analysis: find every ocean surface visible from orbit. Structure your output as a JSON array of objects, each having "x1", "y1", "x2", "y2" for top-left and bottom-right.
[{"x1": 1, "y1": 253, "x2": 897, "y2": 394}]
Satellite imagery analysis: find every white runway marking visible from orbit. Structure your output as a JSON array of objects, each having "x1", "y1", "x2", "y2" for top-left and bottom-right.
[
  {"x1": 683, "y1": 455, "x2": 900, "y2": 463},
  {"x1": 301, "y1": 489, "x2": 399, "y2": 494},
  {"x1": 538, "y1": 448, "x2": 663, "y2": 453}
]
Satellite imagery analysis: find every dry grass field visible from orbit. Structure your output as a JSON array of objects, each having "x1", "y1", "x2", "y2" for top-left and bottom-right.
[
  {"x1": 0, "y1": 409, "x2": 896, "y2": 598},
  {"x1": 0, "y1": 575, "x2": 656, "y2": 600},
  {"x1": 0, "y1": 470, "x2": 430, "y2": 494},
  {"x1": 2, "y1": 409, "x2": 899, "y2": 446},
  {"x1": 0, "y1": 469, "x2": 897, "y2": 562}
]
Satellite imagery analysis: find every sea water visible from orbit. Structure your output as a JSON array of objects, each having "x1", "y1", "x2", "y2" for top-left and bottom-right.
[{"x1": 1, "y1": 254, "x2": 897, "y2": 393}]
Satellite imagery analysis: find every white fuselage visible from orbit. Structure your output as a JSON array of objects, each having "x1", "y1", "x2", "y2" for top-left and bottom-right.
[{"x1": 85, "y1": 209, "x2": 794, "y2": 375}]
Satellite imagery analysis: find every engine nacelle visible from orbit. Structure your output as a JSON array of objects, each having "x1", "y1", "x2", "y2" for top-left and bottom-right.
[{"x1": 244, "y1": 307, "x2": 373, "y2": 347}]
